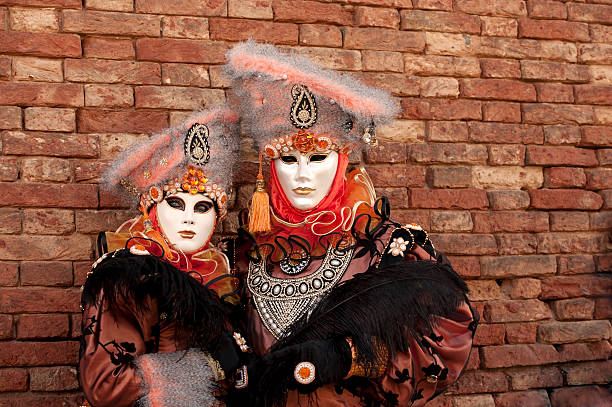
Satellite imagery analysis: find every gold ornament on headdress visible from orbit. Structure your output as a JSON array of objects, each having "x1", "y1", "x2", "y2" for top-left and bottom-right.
[{"x1": 290, "y1": 84, "x2": 317, "y2": 129}]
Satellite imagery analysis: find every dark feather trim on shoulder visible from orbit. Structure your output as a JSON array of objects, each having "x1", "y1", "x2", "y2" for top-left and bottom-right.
[{"x1": 81, "y1": 249, "x2": 233, "y2": 350}]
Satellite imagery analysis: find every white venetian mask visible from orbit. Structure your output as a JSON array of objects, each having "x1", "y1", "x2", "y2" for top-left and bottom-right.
[
  {"x1": 156, "y1": 192, "x2": 217, "y2": 254},
  {"x1": 274, "y1": 150, "x2": 339, "y2": 211}
]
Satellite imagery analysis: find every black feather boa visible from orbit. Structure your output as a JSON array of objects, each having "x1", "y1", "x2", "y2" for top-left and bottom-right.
[{"x1": 81, "y1": 249, "x2": 235, "y2": 351}]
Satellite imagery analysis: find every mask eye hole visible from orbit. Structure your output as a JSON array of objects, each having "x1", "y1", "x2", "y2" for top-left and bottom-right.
[
  {"x1": 309, "y1": 154, "x2": 328, "y2": 163},
  {"x1": 194, "y1": 201, "x2": 214, "y2": 214},
  {"x1": 165, "y1": 197, "x2": 185, "y2": 211},
  {"x1": 280, "y1": 155, "x2": 298, "y2": 164}
]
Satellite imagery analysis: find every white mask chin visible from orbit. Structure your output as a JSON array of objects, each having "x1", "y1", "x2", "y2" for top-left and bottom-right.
[
  {"x1": 274, "y1": 150, "x2": 339, "y2": 211},
  {"x1": 156, "y1": 192, "x2": 217, "y2": 254}
]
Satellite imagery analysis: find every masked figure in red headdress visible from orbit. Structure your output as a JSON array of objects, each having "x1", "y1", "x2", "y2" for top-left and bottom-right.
[
  {"x1": 79, "y1": 108, "x2": 250, "y2": 407},
  {"x1": 223, "y1": 41, "x2": 478, "y2": 407}
]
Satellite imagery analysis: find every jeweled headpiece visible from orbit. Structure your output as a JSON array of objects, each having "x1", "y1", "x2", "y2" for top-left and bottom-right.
[{"x1": 104, "y1": 108, "x2": 239, "y2": 220}]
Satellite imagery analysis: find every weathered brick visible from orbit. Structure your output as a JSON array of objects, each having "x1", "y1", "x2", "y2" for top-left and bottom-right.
[
  {"x1": 530, "y1": 190, "x2": 603, "y2": 210},
  {"x1": 65, "y1": 59, "x2": 160, "y2": 85},
  {"x1": 9, "y1": 6, "x2": 58, "y2": 32},
  {"x1": 401, "y1": 10, "x2": 479, "y2": 33},
  {"x1": 539, "y1": 231, "x2": 607, "y2": 254},
  {"x1": 377, "y1": 120, "x2": 425, "y2": 144},
  {"x1": 543, "y1": 167, "x2": 586, "y2": 188},
  {"x1": 506, "y1": 322, "x2": 538, "y2": 344},
  {"x1": 83, "y1": 37, "x2": 134, "y2": 60},
  {"x1": 135, "y1": 0, "x2": 226, "y2": 16},
  {"x1": 427, "y1": 121, "x2": 468, "y2": 142},
  {"x1": 228, "y1": 0, "x2": 272, "y2": 19},
  {"x1": 404, "y1": 55, "x2": 480, "y2": 77},
  {"x1": 99, "y1": 133, "x2": 149, "y2": 159},
  {"x1": 392, "y1": 210, "x2": 431, "y2": 231},
  {"x1": 483, "y1": 101, "x2": 521, "y2": 123},
  {"x1": 0, "y1": 157, "x2": 19, "y2": 181},
  {"x1": 12, "y1": 56, "x2": 63, "y2": 82},
  {"x1": 598, "y1": 149, "x2": 612, "y2": 166},
  {"x1": 401, "y1": 98, "x2": 482, "y2": 120},
  {"x1": 480, "y1": 37, "x2": 577, "y2": 63},
  {"x1": 375, "y1": 187, "x2": 409, "y2": 210},
  {"x1": 550, "y1": 211, "x2": 589, "y2": 232},
  {"x1": 498, "y1": 233, "x2": 538, "y2": 255},
  {"x1": 575, "y1": 85, "x2": 612, "y2": 105},
  {"x1": 480, "y1": 255, "x2": 556, "y2": 278},
  {"x1": 0, "y1": 209, "x2": 20, "y2": 234},
  {"x1": 527, "y1": 146, "x2": 597, "y2": 167},
  {"x1": 467, "y1": 280, "x2": 502, "y2": 301},
  {"x1": 75, "y1": 209, "x2": 138, "y2": 234},
  {"x1": 431, "y1": 211, "x2": 473, "y2": 232},
  {"x1": 273, "y1": 1, "x2": 352, "y2": 25},
  {"x1": 578, "y1": 43, "x2": 612, "y2": 64},
  {"x1": 364, "y1": 141, "x2": 407, "y2": 164},
  {"x1": 591, "y1": 212, "x2": 612, "y2": 232},
  {"x1": 558, "y1": 341, "x2": 612, "y2": 363},
  {"x1": 595, "y1": 254, "x2": 612, "y2": 273},
  {"x1": 482, "y1": 344, "x2": 559, "y2": 368},
  {"x1": 449, "y1": 370, "x2": 508, "y2": 394},
  {"x1": 428, "y1": 166, "x2": 472, "y2": 188},
  {"x1": 455, "y1": 0, "x2": 526, "y2": 17},
  {"x1": 0, "y1": 82, "x2": 83, "y2": 107},
  {"x1": 21, "y1": 157, "x2": 71, "y2": 182},
  {"x1": 552, "y1": 298, "x2": 595, "y2": 321},
  {"x1": 135, "y1": 86, "x2": 224, "y2": 110},
  {"x1": 428, "y1": 233, "x2": 497, "y2": 255},
  {"x1": 472, "y1": 166, "x2": 543, "y2": 190},
  {"x1": 558, "y1": 255, "x2": 595, "y2": 275},
  {"x1": 73, "y1": 159, "x2": 111, "y2": 182},
  {"x1": 543, "y1": 125, "x2": 581, "y2": 145},
  {"x1": 136, "y1": 38, "x2": 227, "y2": 64},
  {"x1": 541, "y1": 275, "x2": 612, "y2": 299},
  {"x1": 0, "y1": 56, "x2": 10, "y2": 80},
  {"x1": 485, "y1": 299, "x2": 552, "y2": 323},
  {"x1": 24, "y1": 107, "x2": 75, "y2": 132},
  {"x1": 0, "y1": 106, "x2": 21, "y2": 130},
  {"x1": 299, "y1": 24, "x2": 342, "y2": 48},
  {"x1": 564, "y1": 361, "x2": 612, "y2": 386},
  {"x1": 161, "y1": 64, "x2": 209, "y2": 87},
  {"x1": 287, "y1": 46, "x2": 363, "y2": 71},
  {"x1": 22, "y1": 208, "x2": 73, "y2": 235},
  {"x1": 0, "y1": 31, "x2": 78, "y2": 59},
  {"x1": 0, "y1": 341, "x2": 79, "y2": 366},
  {"x1": 488, "y1": 145, "x2": 525, "y2": 166},
  {"x1": 0, "y1": 393, "x2": 83, "y2": 406},
  {"x1": 85, "y1": 0, "x2": 133, "y2": 12},
  {"x1": 356, "y1": 6, "x2": 399, "y2": 29},
  {"x1": 451, "y1": 394, "x2": 495, "y2": 407},
  {"x1": 84, "y1": 84, "x2": 133, "y2": 108},
  {"x1": 368, "y1": 165, "x2": 424, "y2": 187},
  {"x1": 581, "y1": 126, "x2": 611, "y2": 147},
  {"x1": 209, "y1": 18, "x2": 297, "y2": 44},
  {"x1": 527, "y1": 0, "x2": 567, "y2": 19},
  {"x1": 413, "y1": 0, "x2": 451, "y2": 10},
  {"x1": 501, "y1": 278, "x2": 541, "y2": 300},
  {"x1": 0, "y1": 183, "x2": 98, "y2": 208},
  {"x1": 410, "y1": 143, "x2": 488, "y2": 164},
  {"x1": 462, "y1": 79, "x2": 536, "y2": 102},
  {"x1": 20, "y1": 261, "x2": 72, "y2": 287},
  {"x1": 0, "y1": 368, "x2": 27, "y2": 392},
  {"x1": 536, "y1": 83, "x2": 574, "y2": 103},
  {"x1": 518, "y1": 18, "x2": 589, "y2": 42},
  {"x1": 568, "y1": 3, "x2": 612, "y2": 24},
  {"x1": 162, "y1": 16, "x2": 209, "y2": 39},
  {"x1": 358, "y1": 72, "x2": 419, "y2": 96},
  {"x1": 344, "y1": 27, "x2": 425, "y2": 52},
  {"x1": 468, "y1": 122, "x2": 542, "y2": 144},
  {"x1": 473, "y1": 324, "x2": 506, "y2": 346},
  {"x1": 2, "y1": 131, "x2": 98, "y2": 158},
  {"x1": 481, "y1": 59, "x2": 520, "y2": 79},
  {"x1": 594, "y1": 297, "x2": 612, "y2": 320},
  {"x1": 539, "y1": 320, "x2": 611, "y2": 344},
  {"x1": 523, "y1": 103, "x2": 594, "y2": 125},
  {"x1": 487, "y1": 190, "x2": 530, "y2": 210},
  {"x1": 495, "y1": 390, "x2": 551, "y2": 407},
  {"x1": 419, "y1": 77, "x2": 459, "y2": 98},
  {"x1": 16, "y1": 313, "x2": 69, "y2": 338},
  {"x1": 411, "y1": 190, "x2": 488, "y2": 209},
  {"x1": 78, "y1": 109, "x2": 168, "y2": 134},
  {"x1": 473, "y1": 212, "x2": 548, "y2": 233},
  {"x1": 30, "y1": 366, "x2": 78, "y2": 391},
  {"x1": 508, "y1": 365, "x2": 563, "y2": 390},
  {"x1": 590, "y1": 24, "x2": 612, "y2": 43},
  {"x1": 481, "y1": 16, "x2": 518, "y2": 37},
  {"x1": 62, "y1": 10, "x2": 160, "y2": 36},
  {"x1": 446, "y1": 256, "x2": 480, "y2": 278}
]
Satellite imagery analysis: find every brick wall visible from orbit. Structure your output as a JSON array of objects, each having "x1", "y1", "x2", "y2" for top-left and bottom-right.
[{"x1": 0, "y1": 0, "x2": 610, "y2": 406}]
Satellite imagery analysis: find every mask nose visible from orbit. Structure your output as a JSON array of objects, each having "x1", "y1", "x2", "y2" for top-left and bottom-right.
[
  {"x1": 182, "y1": 205, "x2": 195, "y2": 225},
  {"x1": 294, "y1": 155, "x2": 312, "y2": 182}
]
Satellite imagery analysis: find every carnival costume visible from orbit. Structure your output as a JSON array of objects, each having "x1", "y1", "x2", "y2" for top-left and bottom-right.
[
  {"x1": 224, "y1": 41, "x2": 477, "y2": 406},
  {"x1": 79, "y1": 108, "x2": 248, "y2": 407}
]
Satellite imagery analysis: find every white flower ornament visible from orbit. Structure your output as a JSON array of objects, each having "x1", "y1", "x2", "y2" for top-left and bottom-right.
[{"x1": 389, "y1": 237, "x2": 408, "y2": 257}]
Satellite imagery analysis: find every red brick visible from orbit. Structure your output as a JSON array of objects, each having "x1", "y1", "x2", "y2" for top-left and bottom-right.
[
  {"x1": 473, "y1": 165, "x2": 541, "y2": 189},
  {"x1": 575, "y1": 85, "x2": 612, "y2": 105},
  {"x1": 461, "y1": 79, "x2": 536, "y2": 102},
  {"x1": 578, "y1": 43, "x2": 612, "y2": 64},
  {"x1": 527, "y1": 146, "x2": 598, "y2": 167},
  {"x1": 508, "y1": 366, "x2": 563, "y2": 391},
  {"x1": 522, "y1": 103, "x2": 594, "y2": 125},
  {"x1": 446, "y1": 256, "x2": 480, "y2": 278},
  {"x1": 541, "y1": 275, "x2": 612, "y2": 299},
  {"x1": 24, "y1": 107, "x2": 75, "y2": 132},
  {"x1": 209, "y1": 18, "x2": 297, "y2": 44},
  {"x1": 0, "y1": 82, "x2": 83, "y2": 107},
  {"x1": 480, "y1": 58, "x2": 520, "y2": 79},
  {"x1": 135, "y1": 86, "x2": 225, "y2": 110},
  {"x1": 0, "y1": 368, "x2": 27, "y2": 392},
  {"x1": 481, "y1": 16, "x2": 518, "y2": 37},
  {"x1": 540, "y1": 231, "x2": 606, "y2": 254},
  {"x1": 485, "y1": 299, "x2": 552, "y2": 323},
  {"x1": 550, "y1": 211, "x2": 591, "y2": 233},
  {"x1": 449, "y1": 370, "x2": 508, "y2": 394},
  {"x1": 590, "y1": 24, "x2": 612, "y2": 43},
  {"x1": 488, "y1": 145, "x2": 525, "y2": 166},
  {"x1": 481, "y1": 344, "x2": 559, "y2": 368},
  {"x1": 591, "y1": 212, "x2": 612, "y2": 231},
  {"x1": 410, "y1": 143, "x2": 487, "y2": 164},
  {"x1": 595, "y1": 254, "x2": 612, "y2": 273},
  {"x1": 0, "y1": 393, "x2": 83, "y2": 406},
  {"x1": 0, "y1": 262, "x2": 18, "y2": 286},
  {"x1": 455, "y1": 0, "x2": 526, "y2": 16},
  {"x1": 83, "y1": 36, "x2": 134, "y2": 60},
  {"x1": 273, "y1": 1, "x2": 352, "y2": 25},
  {"x1": 0, "y1": 287, "x2": 81, "y2": 312},
  {"x1": 401, "y1": 98, "x2": 482, "y2": 120},
  {"x1": 368, "y1": 165, "x2": 424, "y2": 188},
  {"x1": 289, "y1": 46, "x2": 363, "y2": 71},
  {"x1": 358, "y1": 73, "x2": 419, "y2": 96},
  {"x1": 558, "y1": 255, "x2": 596, "y2": 275},
  {"x1": 2, "y1": 131, "x2": 98, "y2": 158},
  {"x1": 162, "y1": 16, "x2": 209, "y2": 39},
  {"x1": 427, "y1": 166, "x2": 472, "y2": 188},
  {"x1": 65, "y1": 59, "x2": 160, "y2": 85},
  {"x1": 419, "y1": 77, "x2": 459, "y2": 98},
  {"x1": 498, "y1": 233, "x2": 538, "y2": 255},
  {"x1": 473, "y1": 324, "x2": 506, "y2": 346},
  {"x1": 9, "y1": 7, "x2": 59, "y2": 32},
  {"x1": 482, "y1": 254, "x2": 557, "y2": 279},
  {"x1": 536, "y1": 83, "x2": 574, "y2": 103},
  {"x1": 0, "y1": 314, "x2": 12, "y2": 339},
  {"x1": 23, "y1": 208, "x2": 73, "y2": 235},
  {"x1": 228, "y1": 0, "x2": 272, "y2": 19},
  {"x1": 473, "y1": 212, "x2": 548, "y2": 233},
  {"x1": 21, "y1": 155, "x2": 70, "y2": 181},
  {"x1": 400, "y1": 10, "x2": 479, "y2": 34},
  {"x1": 431, "y1": 211, "x2": 473, "y2": 233},
  {"x1": 161, "y1": 64, "x2": 209, "y2": 87},
  {"x1": 594, "y1": 297, "x2": 612, "y2": 320},
  {"x1": 543, "y1": 167, "x2": 586, "y2": 188},
  {"x1": 413, "y1": 0, "x2": 451, "y2": 10},
  {"x1": 487, "y1": 190, "x2": 530, "y2": 210},
  {"x1": 0, "y1": 157, "x2": 18, "y2": 182},
  {"x1": 135, "y1": 0, "x2": 226, "y2": 16},
  {"x1": 468, "y1": 280, "x2": 502, "y2": 301},
  {"x1": 84, "y1": 84, "x2": 133, "y2": 108},
  {"x1": 30, "y1": 366, "x2": 78, "y2": 391},
  {"x1": 0, "y1": 56, "x2": 10, "y2": 79},
  {"x1": 73, "y1": 159, "x2": 110, "y2": 183},
  {"x1": 85, "y1": 0, "x2": 133, "y2": 12},
  {"x1": 411, "y1": 189, "x2": 488, "y2": 210},
  {"x1": 482, "y1": 36, "x2": 576, "y2": 62},
  {"x1": 568, "y1": 3, "x2": 612, "y2": 24},
  {"x1": 495, "y1": 390, "x2": 551, "y2": 407},
  {"x1": 506, "y1": 322, "x2": 538, "y2": 344},
  {"x1": 77, "y1": 109, "x2": 168, "y2": 134},
  {"x1": 519, "y1": 18, "x2": 589, "y2": 42},
  {"x1": 581, "y1": 126, "x2": 611, "y2": 147},
  {"x1": 468, "y1": 122, "x2": 542, "y2": 144},
  {"x1": 375, "y1": 188, "x2": 408, "y2": 210},
  {"x1": 565, "y1": 361, "x2": 612, "y2": 386},
  {"x1": 404, "y1": 55, "x2": 480, "y2": 77},
  {"x1": 483, "y1": 101, "x2": 521, "y2": 123},
  {"x1": 0, "y1": 183, "x2": 98, "y2": 208},
  {"x1": 0, "y1": 341, "x2": 78, "y2": 366},
  {"x1": 543, "y1": 125, "x2": 581, "y2": 145},
  {"x1": 598, "y1": 149, "x2": 612, "y2": 166},
  {"x1": 501, "y1": 278, "x2": 541, "y2": 300},
  {"x1": 364, "y1": 141, "x2": 407, "y2": 164},
  {"x1": 527, "y1": 0, "x2": 567, "y2": 19},
  {"x1": 0, "y1": 0, "x2": 81, "y2": 6},
  {"x1": 0, "y1": 30, "x2": 80, "y2": 58},
  {"x1": 136, "y1": 38, "x2": 227, "y2": 64},
  {"x1": 392, "y1": 210, "x2": 431, "y2": 231},
  {"x1": 344, "y1": 27, "x2": 425, "y2": 52},
  {"x1": 299, "y1": 24, "x2": 342, "y2": 48},
  {"x1": 356, "y1": 6, "x2": 399, "y2": 29},
  {"x1": 552, "y1": 298, "x2": 595, "y2": 321},
  {"x1": 428, "y1": 233, "x2": 497, "y2": 255},
  {"x1": 12, "y1": 56, "x2": 63, "y2": 82},
  {"x1": 530, "y1": 189, "x2": 603, "y2": 210},
  {"x1": 0, "y1": 209, "x2": 21, "y2": 234},
  {"x1": 62, "y1": 10, "x2": 160, "y2": 36},
  {"x1": 539, "y1": 320, "x2": 610, "y2": 344},
  {"x1": 70, "y1": 313, "x2": 81, "y2": 337},
  {"x1": 558, "y1": 341, "x2": 612, "y2": 363},
  {"x1": 75, "y1": 209, "x2": 136, "y2": 234},
  {"x1": 17, "y1": 313, "x2": 69, "y2": 338},
  {"x1": 427, "y1": 121, "x2": 468, "y2": 142}
]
